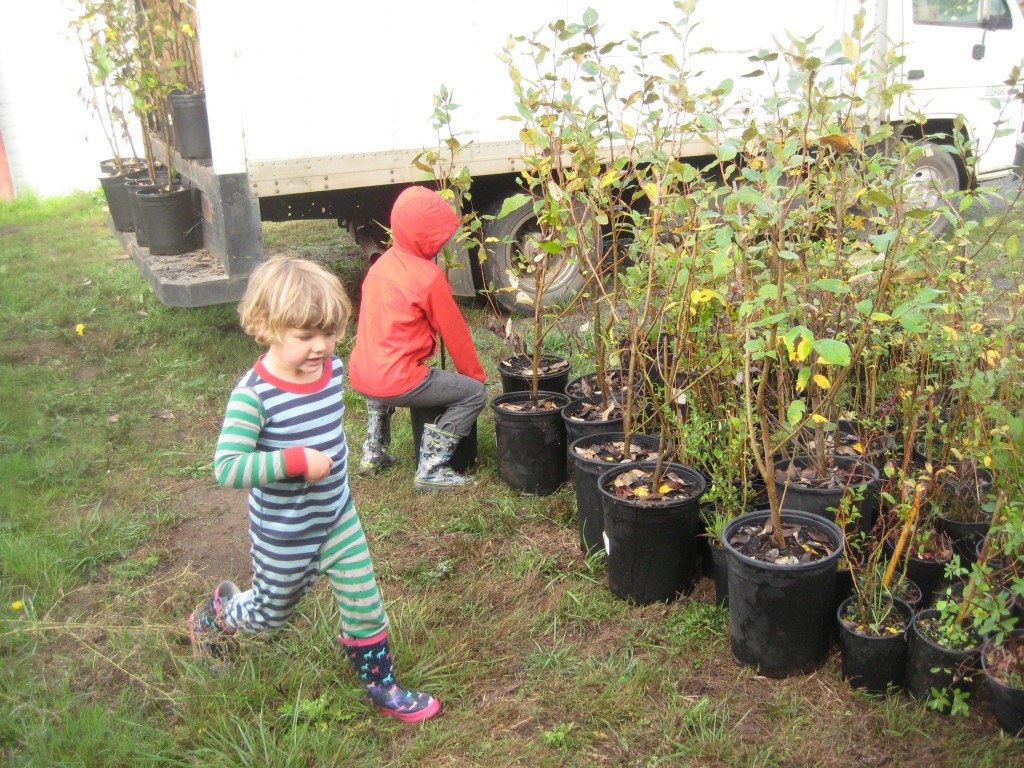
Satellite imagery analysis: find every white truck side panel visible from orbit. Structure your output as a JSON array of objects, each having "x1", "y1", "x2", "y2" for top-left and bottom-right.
[
  {"x1": 197, "y1": 0, "x2": 1023, "y2": 194},
  {"x1": 198, "y1": 1, "x2": 851, "y2": 194}
]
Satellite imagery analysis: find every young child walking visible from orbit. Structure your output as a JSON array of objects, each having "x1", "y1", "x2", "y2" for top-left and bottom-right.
[
  {"x1": 189, "y1": 255, "x2": 440, "y2": 723},
  {"x1": 348, "y1": 186, "x2": 487, "y2": 489}
]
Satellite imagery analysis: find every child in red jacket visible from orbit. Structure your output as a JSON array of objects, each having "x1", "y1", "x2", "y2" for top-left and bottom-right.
[{"x1": 348, "y1": 186, "x2": 486, "y2": 490}]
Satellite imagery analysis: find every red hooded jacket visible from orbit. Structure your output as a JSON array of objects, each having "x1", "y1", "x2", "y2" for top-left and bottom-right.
[{"x1": 348, "y1": 187, "x2": 486, "y2": 397}]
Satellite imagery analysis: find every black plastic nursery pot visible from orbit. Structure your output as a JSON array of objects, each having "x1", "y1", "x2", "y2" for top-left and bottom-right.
[
  {"x1": 99, "y1": 157, "x2": 144, "y2": 176},
  {"x1": 934, "y1": 514, "x2": 989, "y2": 566},
  {"x1": 135, "y1": 184, "x2": 202, "y2": 256},
  {"x1": 169, "y1": 91, "x2": 213, "y2": 159},
  {"x1": 125, "y1": 168, "x2": 175, "y2": 248},
  {"x1": 410, "y1": 406, "x2": 477, "y2": 474},
  {"x1": 723, "y1": 509, "x2": 844, "y2": 678},
  {"x1": 982, "y1": 644, "x2": 1024, "y2": 737},
  {"x1": 569, "y1": 432, "x2": 660, "y2": 556},
  {"x1": 562, "y1": 398, "x2": 625, "y2": 457},
  {"x1": 708, "y1": 542, "x2": 729, "y2": 607},
  {"x1": 905, "y1": 608, "x2": 980, "y2": 712},
  {"x1": 598, "y1": 461, "x2": 708, "y2": 604},
  {"x1": 773, "y1": 454, "x2": 880, "y2": 534},
  {"x1": 837, "y1": 596, "x2": 912, "y2": 694},
  {"x1": 99, "y1": 172, "x2": 135, "y2": 232},
  {"x1": 498, "y1": 354, "x2": 571, "y2": 395},
  {"x1": 492, "y1": 391, "x2": 571, "y2": 495}
]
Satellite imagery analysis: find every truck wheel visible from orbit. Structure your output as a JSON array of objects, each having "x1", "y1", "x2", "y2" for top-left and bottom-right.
[
  {"x1": 901, "y1": 141, "x2": 962, "y2": 237},
  {"x1": 481, "y1": 195, "x2": 593, "y2": 315}
]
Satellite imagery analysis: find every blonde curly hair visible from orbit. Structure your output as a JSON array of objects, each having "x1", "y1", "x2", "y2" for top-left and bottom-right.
[{"x1": 238, "y1": 256, "x2": 352, "y2": 345}]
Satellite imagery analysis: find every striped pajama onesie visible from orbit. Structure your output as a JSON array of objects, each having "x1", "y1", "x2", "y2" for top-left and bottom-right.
[{"x1": 213, "y1": 354, "x2": 388, "y2": 640}]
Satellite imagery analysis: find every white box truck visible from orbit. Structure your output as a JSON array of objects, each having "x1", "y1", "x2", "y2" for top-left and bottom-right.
[{"x1": 118, "y1": 0, "x2": 1024, "y2": 307}]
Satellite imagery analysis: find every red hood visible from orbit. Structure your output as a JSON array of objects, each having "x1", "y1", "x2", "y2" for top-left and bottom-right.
[{"x1": 390, "y1": 187, "x2": 459, "y2": 260}]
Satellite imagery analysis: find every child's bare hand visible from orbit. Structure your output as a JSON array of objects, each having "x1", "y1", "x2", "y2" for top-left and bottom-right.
[{"x1": 303, "y1": 448, "x2": 333, "y2": 482}]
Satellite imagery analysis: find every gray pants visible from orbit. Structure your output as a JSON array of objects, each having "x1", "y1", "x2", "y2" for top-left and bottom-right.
[{"x1": 357, "y1": 368, "x2": 487, "y2": 437}]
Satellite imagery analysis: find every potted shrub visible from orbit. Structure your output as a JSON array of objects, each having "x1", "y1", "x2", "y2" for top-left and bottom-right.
[
  {"x1": 568, "y1": 432, "x2": 663, "y2": 556},
  {"x1": 838, "y1": 555, "x2": 914, "y2": 694},
  {"x1": 598, "y1": 460, "x2": 708, "y2": 603},
  {"x1": 73, "y1": 0, "x2": 151, "y2": 230},
  {"x1": 489, "y1": 199, "x2": 575, "y2": 495}
]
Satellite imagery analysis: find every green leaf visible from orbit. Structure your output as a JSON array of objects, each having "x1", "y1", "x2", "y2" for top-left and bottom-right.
[
  {"x1": 1007, "y1": 234, "x2": 1019, "y2": 259},
  {"x1": 497, "y1": 194, "x2": 531, "y2": 219},
  {"x1": 787, "y1": 400, "x2": 807, "y2": 424},
  {"x1": 812, "y1": 278, "x2": 848, "y2": 294},
  {"x1": 796, "y1": 367, "x2": 812, "y2": 393},
  {"x1": 862, "y1": 190, "x2": 895, "y2": 207},
  {"x1": 813, "y1": 338, "x2": 851, "y2": 366}
]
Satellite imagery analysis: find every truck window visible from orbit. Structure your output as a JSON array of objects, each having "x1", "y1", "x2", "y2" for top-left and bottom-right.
[{"x1": 912, "y1": 0, "x2": 1013, "y2": 28}]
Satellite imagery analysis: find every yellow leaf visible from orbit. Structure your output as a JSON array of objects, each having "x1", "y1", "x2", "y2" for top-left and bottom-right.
[
  {"x1": 982, "y1": 349, "x2": 1000, "y2": 367},
  {"x1": 819, "y1": 133, "x2": 854, "y2": 153},
  {"x1": 658, "y1": 484, "x2": 672, "y2": 494},
  {"x1": 635, "y1": 487, "x2": 649, "y2": 497},
  {"x1": 812, "y1": 374, "x2": 831, "y2": 390},
  {"x1": 599, "y1": 167, "x2": 619, "y2": 189},
  {"x1": 76, "y1": 323, "x2": 86, "y2": 336},
  {"x1": 795, "y1": 336, "x2": 812, "y2": 363},
  {"x1": 810, "y1": 414, "x2": 827, "y2": 424},
  {"x1": 984, "y1": 455, "x2": 993, "y2": 468}
]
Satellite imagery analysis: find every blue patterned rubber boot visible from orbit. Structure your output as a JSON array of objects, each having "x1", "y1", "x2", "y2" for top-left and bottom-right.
[
  {"x1": 341, "y1": 631, "x2": 441, "y2": 722},
  {"x1": 414, "y1": 424, "x2": 474, "y2": 490},
  {"x1": 188, "y1": 580, "x2": 239, "y2": 660},
  {"x1": 359, "y1": 408, "x2": 399, "y2": 474}
]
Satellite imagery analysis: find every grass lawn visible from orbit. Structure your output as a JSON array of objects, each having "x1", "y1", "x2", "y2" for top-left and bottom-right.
[{"x1": 1, "y1": 189, "x2": 1023, "y2": 767}]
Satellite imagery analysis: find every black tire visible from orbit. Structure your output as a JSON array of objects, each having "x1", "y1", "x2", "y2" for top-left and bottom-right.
[
  {"x1": 901, "y1": 141, "x2": 962, "y2": 238},
  {"x1": 481, "y1": 194, "x2": 593, "y2": 315}
]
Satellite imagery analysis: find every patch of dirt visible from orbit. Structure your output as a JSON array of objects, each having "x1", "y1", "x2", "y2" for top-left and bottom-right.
[{"x1": 146, "y1": 479, "x2": 252, "y2": 585}]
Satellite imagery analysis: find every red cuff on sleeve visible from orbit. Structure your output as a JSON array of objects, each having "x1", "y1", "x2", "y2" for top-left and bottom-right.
[{"x1": 283, "y1": 446, "x2": 308, "y2": 477}]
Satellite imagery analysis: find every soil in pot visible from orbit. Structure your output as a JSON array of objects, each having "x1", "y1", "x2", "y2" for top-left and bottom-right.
[
  {"x1": 562, "y1": 398, "x2": 625, "y2": 454},
  {"x1": 774, "y1": 454, "x2": 879, "y2": 534},
  {"x1": 905, "y1": 608, "x2": 981, "y2": 712},
  {"x1": 99, "y1": 157, "x2": 146, "y2": 176},
  {"x1": 498, "y1": 354, "x2": 571, "y2": 394},
  {"x1": 892, "y1": 575, "x2": 924, "y2": 616},
  {"x1": 598, "y1": 462, "x2": 707, "y2": 604},
  {"x1": 492, "y1": 391, "x2": 571, "y2": 495},
  {"x1": 982, "y1": 638, "x2": 1024, "y2": 737},
  {"x1": 799, "y1": 417, "x2": 896, "y2": 468},
  {"x1": 565, "y1": 368, "x2": 635, "y2": 403},
  {"x1": 570, "y1": 433, "x2": 661, "y2": 556},
  {"x1": 838, "y1": 596, "x2": 913, "y2": 694},
  {"x1": 723, "y1": 510, "x2": 844, "y2": 677}
]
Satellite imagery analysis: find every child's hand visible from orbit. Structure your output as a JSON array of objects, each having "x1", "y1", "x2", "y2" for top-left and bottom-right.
[{"x1": 303, "y1": 448, "x2": 333, "y2": 482}]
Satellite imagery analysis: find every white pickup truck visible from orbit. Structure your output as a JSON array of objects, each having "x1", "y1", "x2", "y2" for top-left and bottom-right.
[{"x1": 120, "y1": 0, "x2": 1024, "y2": 307}]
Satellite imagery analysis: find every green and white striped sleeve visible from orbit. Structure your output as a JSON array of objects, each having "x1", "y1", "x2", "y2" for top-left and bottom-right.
[{"x1": 213, "y1": 387, "x2": 290, "y2": 489}]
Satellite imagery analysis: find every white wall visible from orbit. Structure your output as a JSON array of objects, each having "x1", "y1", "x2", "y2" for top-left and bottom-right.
[{"x1": 0, "y1": 1, "x2": 127, "y2": 197}]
